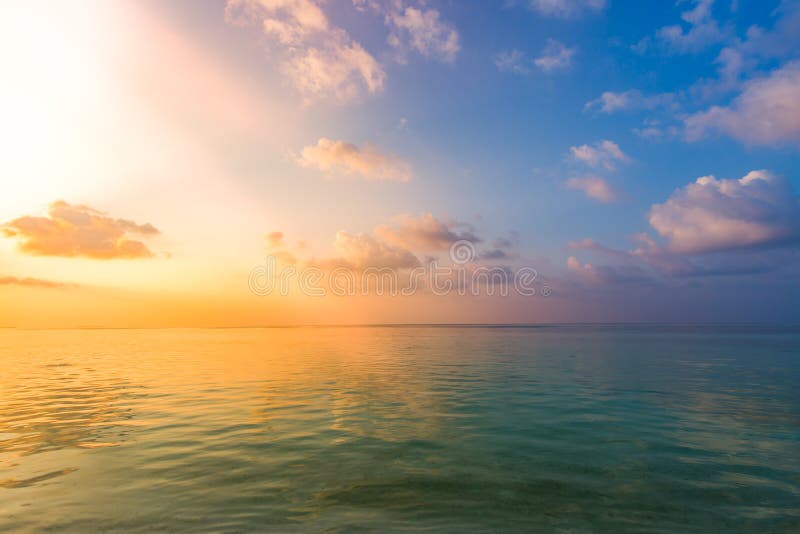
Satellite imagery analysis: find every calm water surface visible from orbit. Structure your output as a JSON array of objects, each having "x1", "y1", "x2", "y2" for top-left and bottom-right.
[{"x1": 1, "y1": 326, "x2": 799, "y2": 531}]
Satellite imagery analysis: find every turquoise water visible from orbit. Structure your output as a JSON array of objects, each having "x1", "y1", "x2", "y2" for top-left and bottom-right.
[{"x1": 1, "y1": 326, "x2": 799, "y2": 531}]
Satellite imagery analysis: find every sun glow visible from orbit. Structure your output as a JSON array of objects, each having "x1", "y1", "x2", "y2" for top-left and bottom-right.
[{"x1": 0, "y1": 3, "x2": 125, "y2": 217}]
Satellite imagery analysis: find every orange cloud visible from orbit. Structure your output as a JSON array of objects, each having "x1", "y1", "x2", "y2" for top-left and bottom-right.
[
  {"x1": 0, "y1": 276, "x2": 77, "y2": 288},
  {"x1": 264, "y1": 231, "x2": 297, "y2": 265},
  {"x1": 266, "y1": 231, "x2": 285, "y2": 248},
  {"x1": 2, "y1": 201, "x2": 160, "y2": 259}
]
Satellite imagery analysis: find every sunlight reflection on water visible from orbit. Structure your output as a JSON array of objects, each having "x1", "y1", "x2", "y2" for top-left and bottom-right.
[{"x1": 1, "y1": 326, "x2": 799, "y2": 531}]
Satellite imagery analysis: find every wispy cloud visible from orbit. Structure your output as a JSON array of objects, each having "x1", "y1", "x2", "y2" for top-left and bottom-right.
[
  {"x1": 0, "y1": 276, "x2": 78, "y2": 289},
  {"x1": 295, "y1": 138, "x2": 412, "y2": 182},
  {"x1": 494, "y1": 49, "x2": 529, "y2": 74},
  {"x1": 566, "y1": 175, "x2": 616, "y2": 203},
  {"x1": 525, "y1": 0, "x2": 606, "y2": 18},
  {"x1": 386, "y1": 4, "x2": 460, "y2": 64},
  {"x1": 685, "y1": 61, "x2": 800, "y2": 145},
  {"x1": 654, "y1": 0, "x2": 727, "y2": 54},
  {"x1": 584, "y1": 89, "x2": 675, "y2": 114},
  {"x1": 534, "y1": 39, "x2": 576, "y2": 72},
  {"x1": 570, "y1": 140, "x2": 629, "y2": 170},
  {"x1": 2, "y1": 201, "x2": 160, "y2": 259}
]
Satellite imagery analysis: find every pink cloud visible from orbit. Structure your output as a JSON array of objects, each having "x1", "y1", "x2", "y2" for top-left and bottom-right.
[
  {"x1": 685, "y1": 61, "x2": 800, "y2": 145},
  {"x1": 649, "y1": 170, "x2": 800, "y2": 253},
  {"x1": 296, "y1": 138, "x2": 412, "y2": 182},
  {"x1": 566, "y1": 175, "x2": 616, "y2": 203}
]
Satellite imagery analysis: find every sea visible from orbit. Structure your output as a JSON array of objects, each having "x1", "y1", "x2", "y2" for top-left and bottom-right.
[{"x1": 1, "y1": 326, "x2": 799, "y2": 531}]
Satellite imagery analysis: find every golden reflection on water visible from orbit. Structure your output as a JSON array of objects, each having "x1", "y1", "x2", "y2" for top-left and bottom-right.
[
  {"x1": 0, "y1": 329, "x2": 459, "y2": 499},
  {"x1": 1, "y1": 327, "x2": 798, "y2": 531}
]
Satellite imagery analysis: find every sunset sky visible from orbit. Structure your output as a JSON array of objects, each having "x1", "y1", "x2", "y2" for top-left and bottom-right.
[{"x1": 2, "y1": 0, "x2": 799, "y2": 327}]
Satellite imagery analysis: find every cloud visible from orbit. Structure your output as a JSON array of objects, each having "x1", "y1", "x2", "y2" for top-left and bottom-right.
[
  {"x1": 495, "y1": 40, "x2": 576, "y2": 74},
  {"x1": 2, "y1": 201, "x2": 160, "y2": 259},
  {"x1": 566, "y1": 169, "x2": 800, "y2": 283},
  {"x1": 649, "y1": 170, "x2": 800, "y2": 254},
  {"x1": 568, "y1": 229, "x2": 795, "y2": 283},
  {"x1": 0, "y1": 276, "x2": 78, "y2": 289},
  {"x1": 632, "y1": 119, "x2": 678, "y2": 140},
  {"x1": 373, "y1": 213, "x2": 480, "y2": 251},
  {"x1": 265, "y1": 231, "x2": 299, "y2": 264},
  {"x1": 655, "y1": 0, "x2": 726, "y2": 54},
  {"x1": 684, "y1": 61, "x2": 800, "y2": 145},
  {"x1": 534, "y1": 39, "x2": 576, "y2": 72},
  {"x1": 386, "y1": 4, "x2": 460, "y2": 63},
  {"x1": 566, "y1": 256, "x2": 650, "y2": 285},
  {"x1": 226, "y1": 0, "x2": 385, "y2": 103},
  {"x1": 566, "y1": 255, "x2": 587, "y2": 271},
  {"x1": 480, "y1": 233, "x2": 520, "y2": 260},
  {"x1": 295, "y1": 138, "x2": 412, "y2": 182},
  {"x1": 688, "y1": 1, "x2": 800, "y2": 99},
  {"x1": 266, "y1": 231, "x2": 285, "y2": 248},
  {"x1": 285, "y1": 212, "x2": 499, "y2": 272},
  {"x1": 327, "y1": 231, "x2": 420, "y2": 270},
  {"x1": 566, "y1": 175, "x2": 616, "y2": 203},
  {"x1": 739, "y1": 1, "x2": 800, "y2": 61},
  {"x1": 480, "y1": 248, "x2": 511, "y2": 260},
  {"x1": 526, "y1": 0, "x2": 606, "y2": 18},
  {"x1": 584, "y1": 89, "x2": 675, "y2": 113},
  {"x1": 569, "y1": 139, "x2": 629, "y2": 170},
  {"x1": 495, "y1": 49, "x2": 529, "y2": 74}
]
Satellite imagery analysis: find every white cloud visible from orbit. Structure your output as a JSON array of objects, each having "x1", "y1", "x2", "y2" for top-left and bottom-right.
[
  {"x1": 570, "y1": 140, "x2": 628, "y2": 170},
  {"x1": 534, "y1": 39, "x2": 576, "y2": 72},
  {"x1": 387, "y1": 4, "x2": 460, "y2": 63},
  {"x1": 655, "y1": 0, "x2": 726, "y2": 54},
  {"x1": 495, "y1": 49, "x2": 530, "y2": 74},
  {"x1": 584, "y1": 89, "x2": 675, "y2": 113},
  {"x1": 295, "y1": 138, "x2": 412, "y2": 182},
  {"x1": 649, "y1": 170, "x2": 800, "y2": 254},
  {"x1": 225, "y1": 0, "x2": 385, "y2": 103},
  {"x1": 566, "y1": 175, "x2": 616, "y2": 203},
  {"x1": 685, "y1": 61, "x2": 800, "y2": 145},
  {"x1": 527, "y1": 0, "x2": 606, "y2": 18}
]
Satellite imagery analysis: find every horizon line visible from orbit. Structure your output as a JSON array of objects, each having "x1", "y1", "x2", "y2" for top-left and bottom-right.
[{"x1": 2, "y1": 322, "x2": 799, "y2": 331}]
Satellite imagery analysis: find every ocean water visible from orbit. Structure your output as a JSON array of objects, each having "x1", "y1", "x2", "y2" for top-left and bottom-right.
[{"x1": 1, "y1": 326, "x2": 799, "y2": 532}]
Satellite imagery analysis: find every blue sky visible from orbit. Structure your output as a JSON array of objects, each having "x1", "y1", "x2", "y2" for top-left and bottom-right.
[{"x1": 2, "y1": 0, "x2": 799, "y2": 325}]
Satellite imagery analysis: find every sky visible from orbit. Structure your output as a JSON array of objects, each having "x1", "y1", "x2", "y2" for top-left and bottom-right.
[{"x1": 1, "y1": 0, "x2": 800, "y2": 327}]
